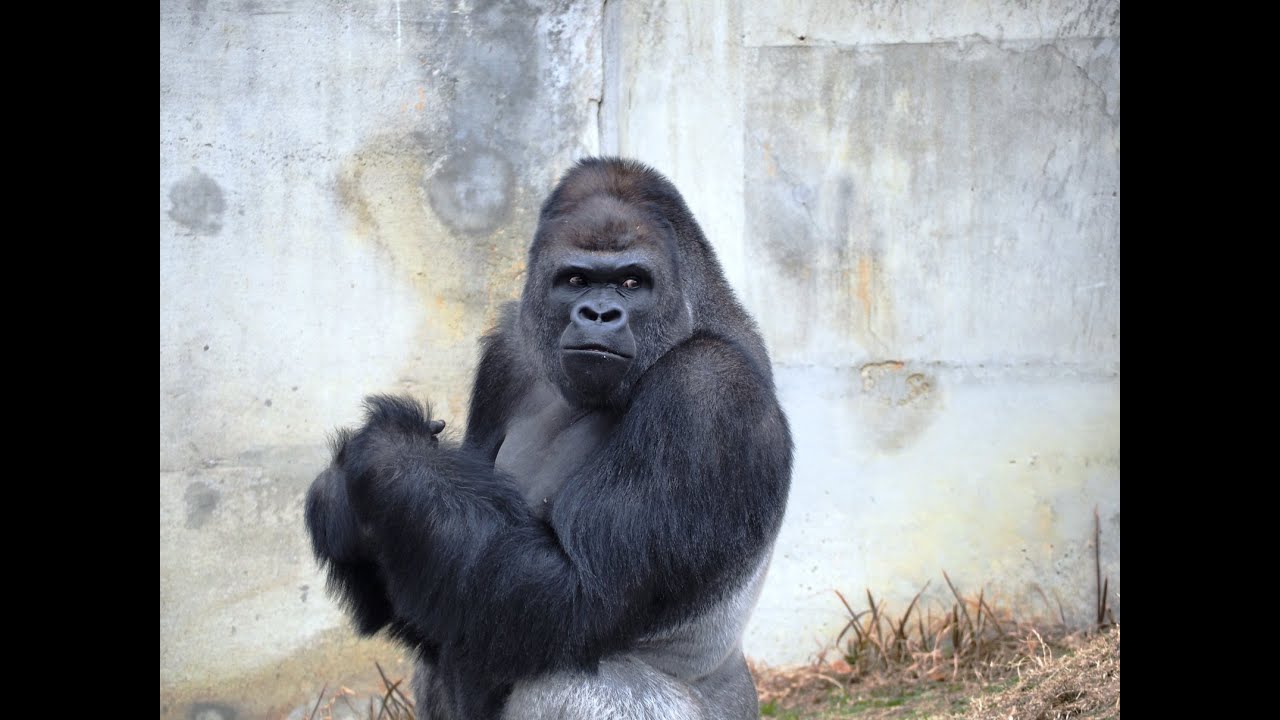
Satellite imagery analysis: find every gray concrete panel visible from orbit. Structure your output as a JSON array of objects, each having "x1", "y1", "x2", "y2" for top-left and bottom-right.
[{"x1": 745, "y1": 0, "x2": 1120, "y2": 46}]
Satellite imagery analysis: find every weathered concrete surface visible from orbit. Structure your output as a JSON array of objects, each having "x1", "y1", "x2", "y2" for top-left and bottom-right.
[
  {"x1": 743, "y1": 38, "x2": 1119, "y2": 368},
  {"x1": 744, "y1": 0, "x2": 1120, "y2": 46},
  {"x1": 738, "y1": 18, "x2": 1119, "y2": 663},
  {"x1": 748, "y1": 367, "x2": 1119, "y2": 661},
  {"x1": 160, "y1": 1, "x2": 602, "y2": 716},
  {"x1": 602, "y1": 0, "x2": 747, "y2": 288},
  {"x1": 160, "y1": 0, "x2": 602, "y2": 470}
]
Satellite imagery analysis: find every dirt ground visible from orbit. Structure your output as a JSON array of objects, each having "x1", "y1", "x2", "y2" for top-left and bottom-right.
[{"x1": 293, "y1": 624, "x2": 1118, "y2": 719}]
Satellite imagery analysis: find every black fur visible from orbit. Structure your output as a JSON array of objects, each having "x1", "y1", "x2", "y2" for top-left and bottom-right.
[{"x1": 305, "y1": 157, "x2": 793, "y2": 719}]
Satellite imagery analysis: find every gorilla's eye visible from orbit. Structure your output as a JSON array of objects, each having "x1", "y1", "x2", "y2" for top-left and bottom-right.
[
  {"x1": 568, "y1": 275, "x2": 587, "y2": 288},
  {"x1": 622, "y1": 277, "x2": 642, "y2": 290}
]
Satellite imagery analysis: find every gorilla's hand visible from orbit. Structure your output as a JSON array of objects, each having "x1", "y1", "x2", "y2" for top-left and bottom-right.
[
  {"x1": 340, "y1": 395, "x2": 447, "y2": 519},
  {"x1": 305, "y1": 429, "x2": 376, "y2": 564}
]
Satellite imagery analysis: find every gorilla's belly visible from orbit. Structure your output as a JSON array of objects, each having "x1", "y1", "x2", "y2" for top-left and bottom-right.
[{"x1": 631, "y1": 552, "x2": 771, "y2": 678}]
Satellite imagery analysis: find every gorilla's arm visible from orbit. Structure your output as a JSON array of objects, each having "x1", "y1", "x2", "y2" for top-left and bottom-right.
[
  {"x1": 341, "y1": 332, "x2": 792, "y2": 684},
  {"x1": 305, "y1": 312, "x2": 524, "y2": 640}
]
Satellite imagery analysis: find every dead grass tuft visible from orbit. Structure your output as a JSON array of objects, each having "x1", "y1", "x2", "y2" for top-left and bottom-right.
[
  {"x1": 959, "y1": 624, "x2": 1119, "y2": 720},
  {"x1": 299, "y1": 662, "x2": 415, "y2": 720},
  {"x1": 749, "y1": 566, "x2": 1118, "y2": 718}
]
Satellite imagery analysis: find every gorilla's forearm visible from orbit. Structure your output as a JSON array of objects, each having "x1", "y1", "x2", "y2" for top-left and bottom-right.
[{"x1": 340, "y1": 397, "x2": 607, "y2": 680}]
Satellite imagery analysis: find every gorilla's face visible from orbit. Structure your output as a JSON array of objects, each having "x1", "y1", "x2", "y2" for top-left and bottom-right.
[
  {"x1": 552, "y1": 249, "x2": 658, "y2": 403},
  {"x1": 522, "y1": 195, "x2": 692, "y2": 410}
]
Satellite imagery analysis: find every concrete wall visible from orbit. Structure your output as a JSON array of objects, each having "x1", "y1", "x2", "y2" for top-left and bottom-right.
[
  {"x1": 160, "y1": 0, "x2": 1119, "y2": 715},
  {"x1": 160, "y1": 1, "x2": 603, "y2": 714}
]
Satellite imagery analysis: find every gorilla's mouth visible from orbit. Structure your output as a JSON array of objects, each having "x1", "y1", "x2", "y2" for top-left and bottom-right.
[{"x1": 563, "y1": 344, "x2": 633, "y2": 360}]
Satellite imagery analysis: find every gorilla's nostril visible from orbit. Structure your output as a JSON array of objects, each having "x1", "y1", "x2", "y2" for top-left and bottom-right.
[{"x1": 577, "y1": 304, "x2": 623, "y2": 324}]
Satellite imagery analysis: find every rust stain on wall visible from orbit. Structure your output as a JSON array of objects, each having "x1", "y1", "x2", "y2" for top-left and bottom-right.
[
  {"x1": 845, "y1": 249, "x2": 896, "y2": 354},
  {"x1": 334, "y1": 163, "x2": 378, "y2": 240},
  {"x1": 855, "y1": 254, "x2": 874, "y2": 328},
  {"x1": 333, "y1": 133, "x2": 529, "y2": 427},
  {"x1": 857, "y1": 360, "x2": 940, "y2": 452}
]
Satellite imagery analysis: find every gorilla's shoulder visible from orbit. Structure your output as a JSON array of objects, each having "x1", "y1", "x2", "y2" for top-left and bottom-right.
[
  {"x1": 639, "y1": 331, "x2": 779, "y2": 410},
  {"x1": 478, "y1": 301, "x2": 521, "y2": 347},
  {"x1": 476, "y1": 304, "x2": 535, "y2": 376}
]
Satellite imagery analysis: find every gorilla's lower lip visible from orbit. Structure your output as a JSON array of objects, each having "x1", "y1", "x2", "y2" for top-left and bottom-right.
[{"x1": 564, "y1": 345, "x2": 633, "y2": 360}]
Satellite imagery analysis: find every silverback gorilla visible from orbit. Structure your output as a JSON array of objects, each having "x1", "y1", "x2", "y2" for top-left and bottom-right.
[{"x1": 306, "y1": 157, "x2": 793, "y2": 719}]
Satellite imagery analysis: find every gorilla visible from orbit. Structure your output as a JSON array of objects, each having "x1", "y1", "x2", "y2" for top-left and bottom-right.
[{"x1": 306, "y1": 157, "x2": 792, "y2": 719}]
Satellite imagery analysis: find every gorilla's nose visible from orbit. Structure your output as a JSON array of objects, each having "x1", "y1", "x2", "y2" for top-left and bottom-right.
[{"x1": 574, "y1": 301, "x2": 626, "y2": 327}]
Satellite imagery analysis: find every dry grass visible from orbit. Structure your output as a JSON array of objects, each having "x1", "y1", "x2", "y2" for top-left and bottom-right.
[
  {"x1": 751, "y1": 572, "x2": 1086, "y2": 711},
  {"x1": 299, "y1": 663, "x2": 415, "y2": 720},
  {"x1": 751, "y1": 618, "x2": 1117, "y2": 720},
  {"x1": 302, "y1": 605, "x2": 1118, "y2": 720},
  {"x1": 309, "y1": 624, "x2": 1118, "y2": 720},
  {"x1": 752, "y1": 512, "x2": 1118, "y2": 718},
  {"x1": 960, "y1": 624, "x2": 1118, "y2": 720}
]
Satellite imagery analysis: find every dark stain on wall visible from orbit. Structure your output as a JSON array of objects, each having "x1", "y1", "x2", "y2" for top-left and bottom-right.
[
  {"x1": 169, "y1": 168, "x2": 226, "y2": 235},
  {"x1": 425, "y1": 148, "x2": 514, "y2": 235},
  {"x1": 184, "y1": 480, "x2": 221, "y2": 530}
]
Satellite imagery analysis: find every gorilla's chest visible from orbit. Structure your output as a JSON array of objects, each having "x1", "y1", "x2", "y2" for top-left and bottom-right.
[{"x1": 494, "y1": 387, "x2": 615, "y2": 516}]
